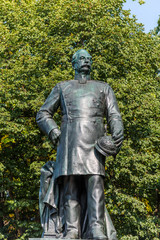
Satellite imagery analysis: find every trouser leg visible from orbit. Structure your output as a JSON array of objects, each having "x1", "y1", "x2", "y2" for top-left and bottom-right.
[
  {"x1": 63, "y1": 176, "x2": 81, "y2": 239},
  {"x1": 86, "y1": 175, "x2": 107, "y2": 239}
]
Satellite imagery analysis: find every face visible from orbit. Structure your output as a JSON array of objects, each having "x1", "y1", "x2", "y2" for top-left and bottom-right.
[{"x1": 74, "y1": 50, "x2": 92, "y2": 73}]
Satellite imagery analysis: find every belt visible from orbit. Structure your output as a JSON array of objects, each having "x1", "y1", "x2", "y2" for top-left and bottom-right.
[{"x1": 62, "y1": 115, "x2": 103, "y2": 122}]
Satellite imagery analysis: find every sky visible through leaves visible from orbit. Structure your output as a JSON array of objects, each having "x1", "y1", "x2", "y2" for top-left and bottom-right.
[{"x1": 123, "y1": 0, "x2": 160, "y2": 33}]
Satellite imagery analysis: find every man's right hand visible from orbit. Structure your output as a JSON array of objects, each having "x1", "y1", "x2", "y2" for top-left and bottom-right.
[{"x1": 49, "y1": 128, "x2": 61, "y2": 145}]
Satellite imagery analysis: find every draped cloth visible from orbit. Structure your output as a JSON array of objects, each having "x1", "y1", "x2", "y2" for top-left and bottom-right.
[{"x1": 39, "y1": 161, "x2": 118, "y2": 240}]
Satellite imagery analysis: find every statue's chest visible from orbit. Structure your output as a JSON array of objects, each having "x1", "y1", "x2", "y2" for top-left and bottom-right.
[{"x1": 61, "y1": 82, "x2": 105, "y2": 109}]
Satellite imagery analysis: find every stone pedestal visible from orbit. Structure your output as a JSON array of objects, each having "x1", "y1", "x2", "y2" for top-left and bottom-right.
[{"x1": 29, "y1": 239, "x2": 57, "y2": 240}]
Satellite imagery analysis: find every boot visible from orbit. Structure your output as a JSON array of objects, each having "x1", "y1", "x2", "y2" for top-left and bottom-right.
[
  {"x1": 86, "y1": 175, "x2": 107, "y2": 240},
  {"x1": 89, "y1": 226, "x2": 108, "y2": 239}
]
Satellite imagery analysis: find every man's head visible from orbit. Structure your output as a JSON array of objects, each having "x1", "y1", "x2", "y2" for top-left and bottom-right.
[{"x1": 72, "y1": 49, "x2": 92, "y2": 74}]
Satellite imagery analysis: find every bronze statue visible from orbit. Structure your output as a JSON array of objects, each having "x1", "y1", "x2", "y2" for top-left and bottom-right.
[{"x1": 36, "y1": 49, "x2": 124, "y2": 239}]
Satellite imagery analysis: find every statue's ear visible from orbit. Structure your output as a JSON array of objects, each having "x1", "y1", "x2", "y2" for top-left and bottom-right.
[
  {"x1": 72, "y1": 62, "x2": 77, "y2": 70},
  {"x1": 72, "y1": 64, "x2": 75, "y2": 70}
]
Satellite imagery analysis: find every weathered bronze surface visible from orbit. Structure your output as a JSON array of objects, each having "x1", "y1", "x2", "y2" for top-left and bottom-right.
[{"x1": 36, "y1": 49, "x2": 124, "y2": 240}]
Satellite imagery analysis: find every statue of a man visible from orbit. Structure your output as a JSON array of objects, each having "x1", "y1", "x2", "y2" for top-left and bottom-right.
[{"x1": 36, "y1": 49, "x2": 124, "y2": 239}]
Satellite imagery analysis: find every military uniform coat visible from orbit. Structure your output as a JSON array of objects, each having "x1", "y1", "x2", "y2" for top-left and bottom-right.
[{"x1": 36, "y1": 80, "x2": 123, "y2": 180}]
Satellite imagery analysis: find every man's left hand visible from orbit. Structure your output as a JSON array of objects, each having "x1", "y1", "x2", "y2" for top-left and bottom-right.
[{"x1": 113, "y1": 133, "x2": 124, "y2": 151}]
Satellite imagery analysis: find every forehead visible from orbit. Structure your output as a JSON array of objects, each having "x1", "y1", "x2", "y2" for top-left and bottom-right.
[{"x1": 78, "y1": 50, "x2": 91, "y2": 58}]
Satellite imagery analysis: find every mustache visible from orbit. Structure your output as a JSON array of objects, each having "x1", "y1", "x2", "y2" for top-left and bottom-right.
[{"x1": 81, "y1": 64, "x2": 91, "y2": 68}]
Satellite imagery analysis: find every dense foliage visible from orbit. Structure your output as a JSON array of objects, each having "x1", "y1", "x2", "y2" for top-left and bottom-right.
[{"x1": 0, "y1": 0, "x2": 159, "y2": 239}]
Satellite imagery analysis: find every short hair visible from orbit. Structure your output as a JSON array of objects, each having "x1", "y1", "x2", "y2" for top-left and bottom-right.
[{"x1": 72, "y1": 49, "x2": 91, "y2": 66}]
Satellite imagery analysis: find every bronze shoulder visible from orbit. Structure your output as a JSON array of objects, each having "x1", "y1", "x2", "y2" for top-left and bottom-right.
[{"x1": 89, "y1": 80, "x2": 110, "y2": 89}]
